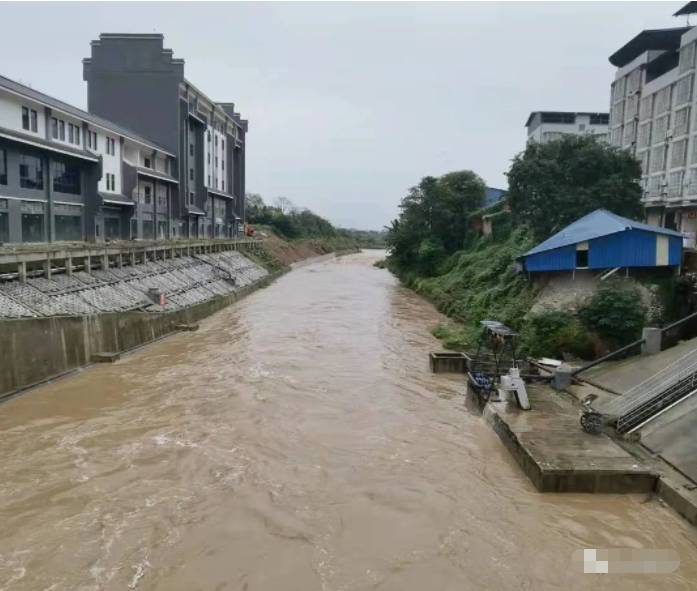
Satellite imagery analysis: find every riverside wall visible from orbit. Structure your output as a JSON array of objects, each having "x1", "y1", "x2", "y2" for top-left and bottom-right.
[{"x1": 0, "y1": 271, "x2": 281, "y2": 399}]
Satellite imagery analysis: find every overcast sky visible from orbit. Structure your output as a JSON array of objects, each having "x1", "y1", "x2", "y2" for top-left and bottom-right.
[{"x1": 0, "y1": 2, "x2": 687, "y2": 229}]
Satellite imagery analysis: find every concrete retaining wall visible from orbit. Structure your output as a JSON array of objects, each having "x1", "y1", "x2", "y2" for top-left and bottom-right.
[{"x1": 0, "y1": 271, "x2": 281, "y2": 399}]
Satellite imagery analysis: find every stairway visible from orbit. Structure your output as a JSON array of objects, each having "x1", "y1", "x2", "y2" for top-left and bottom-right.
[{"x1": 599, "y1": 348, "x2": 697, "y2": 434}]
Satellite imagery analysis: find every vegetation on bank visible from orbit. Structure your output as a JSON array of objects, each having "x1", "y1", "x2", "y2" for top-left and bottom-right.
[
  {"x1": 243, "y1": 194, "x2": 360, "y2": 271},
  {"x1": 385, "y1": 135, "x2": 669, "y2": 360}
]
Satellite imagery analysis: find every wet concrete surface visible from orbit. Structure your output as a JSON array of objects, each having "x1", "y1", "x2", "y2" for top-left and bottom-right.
[{"x1": 1, "y1": 251, "x2": 697, "y2": 590}]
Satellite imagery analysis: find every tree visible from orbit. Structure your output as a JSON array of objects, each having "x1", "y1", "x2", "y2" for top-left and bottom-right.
[
  {"x1": 274, "y1": 196, "x2": 293, "y2": 214},
  {"x1": 386, "y1": 170, "x2": 486, "y2": 274},
  {"x1": 506, "y1": 135, "x2": 643, "y2": 241}
]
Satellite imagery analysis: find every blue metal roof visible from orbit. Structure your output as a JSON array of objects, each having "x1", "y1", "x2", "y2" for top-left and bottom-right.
[
  {"x1": 484, "y1": 187, "x2": 506, "y2": 207},
  {"x1": 523, "y1": 209, "x2": 683, "y2": 257}
]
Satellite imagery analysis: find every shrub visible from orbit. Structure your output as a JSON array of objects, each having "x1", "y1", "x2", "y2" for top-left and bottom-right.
[
  {"x1": 578, "y1": 284, "x2": 646, "y2": 349},
  {"x1": 519, "y1": 310, "x2": 594, "y2": 360}
]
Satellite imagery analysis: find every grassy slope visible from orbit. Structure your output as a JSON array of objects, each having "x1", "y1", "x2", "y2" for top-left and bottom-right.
[
  {"x1": 247, "y1": 226, "x2": 359, "y2": 272},
  {"x1": 396, "y1": 226, "x2": 538, "y2": 350}
]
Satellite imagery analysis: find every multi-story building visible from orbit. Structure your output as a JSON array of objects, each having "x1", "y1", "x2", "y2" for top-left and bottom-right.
[
  {"x1": 83, "y1": 33, "x2": 248, "y2": 240},
  {"x1": 525, "y1": 111, "x2": 609, "y2": 144},
  {"x1": 0, "y1": 73, "x2": 177, "y2": 243},
  {"x1": 608, "y1": 5, "x2": 697, "y2": 245}
]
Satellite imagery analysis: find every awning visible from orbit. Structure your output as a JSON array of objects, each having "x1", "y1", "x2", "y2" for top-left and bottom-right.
[
  {"x1": 134, "y1": 166, "x2": 179, "y2": 184},
  {"x1": 0, "y1": 127, "x2": 100, "y2": 163},
  {"x1": 188, "y1": 111, "x2": 207, "y2": 126},
  {"x1": 187, "y1": 205, "x2": 206, "y2": 216},
  {"x1": 207, "y1": 188, "x2": 235, "y2": 200},
  {"x1": 99, "y1": 191, "x2": 135, "y2": 206}
]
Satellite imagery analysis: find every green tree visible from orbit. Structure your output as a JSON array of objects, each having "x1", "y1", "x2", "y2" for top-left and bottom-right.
[
  {"x1": 578, "y1": 284, "x2": 646, "y2": 349},
  {"x1": 386, "y1": 170, "x2": 486, "y2": 273},
  {"x1": 506, "y1": 135, "x2": 643, "y2": 241}
]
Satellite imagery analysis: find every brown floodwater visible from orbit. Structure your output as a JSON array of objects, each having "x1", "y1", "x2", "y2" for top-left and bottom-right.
[{"x1": 1, "y1": 251, "x2": 697, "y2": 591}]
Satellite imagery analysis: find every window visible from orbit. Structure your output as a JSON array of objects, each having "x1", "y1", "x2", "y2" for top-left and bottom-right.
[
  {"x1": 215, "y1": 157, "x2": 218, "y2": 168},
  {"x1": 53, "y1": 161, "x2": 81, "y2": 194},
  {"x1": 207, "y1": 131, "x2": 211, "y2": 142},
  {"x1": 189, "y1": 168, "x2": 194, "y2": 181},
  {"x1": 75, "y1": 127, "x2": 80, "y2": 145},
  {"x1": 21, "y1": 212, "x2": 44, "y2": 242},
  {"x1": 221, "y1": 140, "x2": 224, "y2": 151},
  {"x1": 189, "y1": 191, "x2": 194, "y2": 204},
  {"x1": 207, "y1": 153, "x2": 210, "y2": 164},
  {"x1": 639, "y1": 96, "x2": 653, "y2": 121},
  {"x1": 68, "y1": 124, "x2": 74, "y2": 144},
  {"x1": 19, "y1": 153, "x2": 43, "y2": 189},
  {"x1": 143, "y1": 220, "x2": 154, "y2": 240},
  {"x1": 105, "y1": 137, "x2": 115, "y2": 155},
  {"x1": 637, "y1": 122, "x2": 652, "y2": 149},
  {"x1": 21, "y1": 107, "x2": 29, "y2": 130},
  {"x1": 651, "y1": 145, "x2": 667, "y2": 173},
  {"x1": 189, "y1": 143, "x2": 194, "y2": 156},
  {"x1": 222, "y1": 180, "x2": 224, "y2": 191},
  {"x1": 55, "y1": 213, "x2": 82, "y2": 241},
  {"x1": 51, "y1": 118, "x2": 58, "y2": 139},
  {"x1": 144, "y1": 157, "x2": 151, "y2": 169},
  {"x1": 215, "y1": 136, "x2": 218, "y2": 147},
  {"x1": 30, "y1": 110, "x2": 37, "y2": 132},
  {"x1": 221, "y1": 159, "x2": 224, "y2": 170},
  {"x1": 671, "y1": 139, "x2": 688, "y2": 168},
  {"x1": 208, "y1": 175, "x2": 211, "y2": 186},
  {"x1": 105, "y1": 173, "x2": 115, "y2": 191},
  {"x1": 0, "y1": 148, "x2": 6, "y2": 185},
  {"x1": 144, "y1": 185, "x2": 152, "y2": 204},
  {"x1": 105, "y1": 217, "x2": 121, "y2": 240},
  {"x1": 675, "y1": 107, "x2": 691, "y2": 136},
  {"x1": 59, "y1": 120, "x2": 65, "y2": 141},
  {"x1": 87, "y1": 130, "x2": 97, "y2": 150}
]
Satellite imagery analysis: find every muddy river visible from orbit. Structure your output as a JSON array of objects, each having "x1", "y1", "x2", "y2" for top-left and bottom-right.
[{"x1": 1, "y1": 251, "x2": 696, "y2": 590}]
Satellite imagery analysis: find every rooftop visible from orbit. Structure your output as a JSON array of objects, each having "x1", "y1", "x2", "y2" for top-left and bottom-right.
[
  {"x1": 523, "y1": 209, "x2": 683, "y2": 257},
  {"x1": 609, "y1": 27, "x2": 691, "y2": 68},
  {"x1": 524, "y1": 111, "x2": 609, "y2": 128},
  {"x1": 0, "y1": 73, "x2": 174, "y2": 156}
]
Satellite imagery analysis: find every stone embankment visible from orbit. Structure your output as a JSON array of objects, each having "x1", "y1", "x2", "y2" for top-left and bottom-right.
[{"x1": 0, "y1": 241, "x2": 272, "y2": 398}]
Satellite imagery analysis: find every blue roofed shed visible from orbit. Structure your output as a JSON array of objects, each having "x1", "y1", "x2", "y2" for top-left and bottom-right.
[{"x1": 520, "y1": 209, "x2": 683, "y2": 272}]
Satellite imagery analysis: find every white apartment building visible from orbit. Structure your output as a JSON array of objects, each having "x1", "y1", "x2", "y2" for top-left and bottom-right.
[
  {"x1": 525, "y1": 111, "x2": 609, "y2": 144},
  {"x1": 608, "y1": 14, "x2": 697, "y2": 246},
  {"x1": 0, "y1": 73, "x2": 176, "y2": 243}
]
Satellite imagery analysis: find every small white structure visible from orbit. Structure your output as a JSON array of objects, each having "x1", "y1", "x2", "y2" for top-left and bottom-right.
[{"x1": 525, "y1": 111, "x2": 609, "y2": 144}]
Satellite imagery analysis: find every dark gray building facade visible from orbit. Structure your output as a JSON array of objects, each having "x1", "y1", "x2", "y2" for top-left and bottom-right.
[{"x1": 83, "y1": 33, "x2": 248, "y2": 239}]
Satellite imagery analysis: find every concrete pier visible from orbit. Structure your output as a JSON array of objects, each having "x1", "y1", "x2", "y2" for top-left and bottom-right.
[{"x1": 482, "y1": 384, "x2": 658, "y2": 493}]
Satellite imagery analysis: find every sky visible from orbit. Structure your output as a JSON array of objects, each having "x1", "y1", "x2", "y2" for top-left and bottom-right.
[{"x1": 0, "y1": 2, "x2": 687, "y2": 230}]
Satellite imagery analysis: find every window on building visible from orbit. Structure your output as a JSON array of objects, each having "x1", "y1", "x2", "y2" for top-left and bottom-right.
[
  {"x1": 189, "y1": 168, "x2": 194, "y2": 181},
  {"x1": 222, "y1": 180, "x2": 224, "y2": 192},
  {"x1": 55, "y1": 213, "x2": 82, "y2": 241},
  {"x1": 144, "y1": 157, "x2": 151, "y2": 169},
  {"x1": 208, "y1": 175, "x2": 211, "y2": 186},
  {"x1": 21, "y1": 212, "x2": 44, "y2": 242},
  {"x1": 68, "y1": 124, "x2": 74, "y2": 144},
  {"x1": 19, "y1": 154, "x2": 43, "y2": 190},
  {"x1": 221, "y1": 159, "x2": 224, "y2": 170},
  {"x1": 207, "y1": 131, "x2": 211, "y2": 142},
  {"x1": 143, "y1": 220, "x2": 154, "y2": 239},
  {"x1": 144, "y1": 186, "x2": 152, "y2": 204},
  {"x1": 51, "y1": 118, "x2": 58, "y2": 139},
  {"x1": 22, "y1": 106, "x2": 29, "y2": 130},
  {"x1": 0, "y1": 210, "x2": 8, "y2": 243},
  {"x1": 53, "y1": 161, "x2": 81, "y2": 194},
  {"x1": 215, "y1": 136, "x2": 218, "y2": 147},
  {"x1": 189, "y1": 191, "x2": 194, "y2": 204},
  {"x1": 105, "y1": 217, "x2": 121, "y2": 240},
  {"x1": 59, "y1": 120, "x2": 65, "y2": 141},
  {"x1": 30, "y1": 110, "x2": 37, "y2": 132},
  {"x1": 207, "y1": 153, "x2": 210, "y2": 164},
  {"x1": 75, "y1": 127, "x2": 80, "y2": 145},
  {"x1": 222, "y1": 140, "x2": 224, "y2": 151},
  {"x1": 189, "y1": 143, "x2": 194, "y2": 157},
  {"x1": 0, "y1": 148, "x2": 6, "y2": 185}
]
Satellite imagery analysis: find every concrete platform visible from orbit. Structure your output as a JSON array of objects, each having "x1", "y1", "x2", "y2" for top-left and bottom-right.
[{"x1": 482, "y1": 384, "x2": 658, "y2": 493}]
